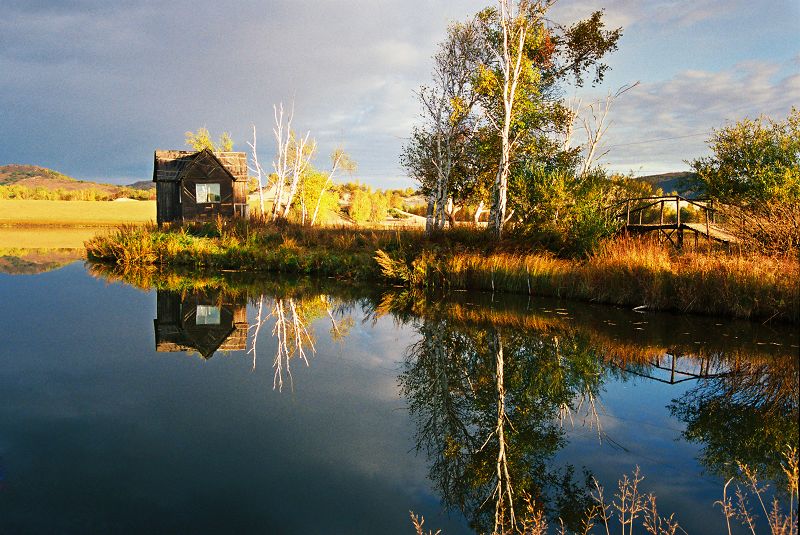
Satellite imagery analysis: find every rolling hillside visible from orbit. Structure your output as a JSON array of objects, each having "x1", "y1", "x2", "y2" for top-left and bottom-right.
[
  {"x1": 637, "y1": 171, "x2": 697, "y2": 197},
  {"x1": 0, "y1": 164, "x2": 154, "y2": 196}
]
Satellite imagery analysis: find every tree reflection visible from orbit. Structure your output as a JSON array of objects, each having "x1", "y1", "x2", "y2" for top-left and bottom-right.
[
  {"x1": 401, "y1": 314, "x2": 605, "y2": 533},
  {"x1": 669, "y1": 354, "x2": 800, "y2": 485},
  {"x1": 90, "y1": 263, "x2": 800, "y2": 523},
  {"x1": 249, "y1": 294, "x2": 351, "y2": 391},
  {"x1": 249, "y1": 290, "x2": 357, "y2": 391}
]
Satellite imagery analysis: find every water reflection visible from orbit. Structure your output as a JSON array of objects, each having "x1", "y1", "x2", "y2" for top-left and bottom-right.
[
  {"x1": 154, "y1": 290, "x2": 248, "y2": 359},
  {"x1": 249, "y1": 293, "x2": 351, "y2": 390},
  {"x1": 381, "y1": 289, "x2": 799, "y2": 532},
  {"x1": 90, "y1": 265, "x2": 799, "y2": 532},
  {"x1": 670, "y1": 354, "x2": 799, "y2": 485},
  {"x1": 398, "y1": 306, "x2": 606, "y2": 532},
  {"x1": 0, "y1": 247, "x2": 83, "y2": 275}
]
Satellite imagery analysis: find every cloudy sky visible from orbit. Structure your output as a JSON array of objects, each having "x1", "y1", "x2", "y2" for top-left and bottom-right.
[{"x1": 1, "y1": 0, "x2": 798, "y2": 187}]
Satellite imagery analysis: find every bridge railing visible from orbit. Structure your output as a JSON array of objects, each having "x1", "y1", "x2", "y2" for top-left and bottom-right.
[{"x1": 609, "y1": 195, "x2": 716, "y2": 229}]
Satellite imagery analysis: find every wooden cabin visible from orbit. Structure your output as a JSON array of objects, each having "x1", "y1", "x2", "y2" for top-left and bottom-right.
[
  {"x1": 154, "y1": 290, "x2": 248, "y2": 359},
  {"x1": 153, "y1": 148, "x2": 249, "y2": 225}
]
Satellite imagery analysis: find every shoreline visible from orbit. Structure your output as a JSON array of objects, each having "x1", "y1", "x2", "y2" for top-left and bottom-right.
[{"x1": 83, "y1": 223, "x2": 800, "y2": 325}]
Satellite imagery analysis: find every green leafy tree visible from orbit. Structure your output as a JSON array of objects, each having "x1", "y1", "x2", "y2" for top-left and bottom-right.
[
  {"x1": 689, "y1": 108, "x2": 800, "y2": 205},
  {"x1": 472, "y1": 2, "x2": 621, "y2": 236},
  {"x1": 185, "y1": 127, "x2": 234, "y2": 152},
  {"x1": 402, "y1": 2, "x2": 621, "y2": 237},
  {"x1": 294, "y1": 168, "x2": 341, "y2": 225},
  {"x1": 510, "y1": 166, "x2": 619, "y2": 256},
  {"x1": 689, "y1": 109, "x2": 800, "y2": 252},
  {"x1": 309, "y1": 148, "x2": 356, "y2": 226}
]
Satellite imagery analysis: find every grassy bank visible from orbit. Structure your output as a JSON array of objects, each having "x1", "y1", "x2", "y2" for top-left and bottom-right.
[
  {"x1": 0, "y1": 199, "x2": 155, "y2": 225},
  {"x1": 84, "y1": 222, "x2": 799, "y2": 323}
]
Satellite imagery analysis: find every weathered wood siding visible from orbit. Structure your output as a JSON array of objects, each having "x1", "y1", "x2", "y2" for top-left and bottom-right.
[
  {"x1": 155, "y1": 181, "x2": 180, "y2": 224},
  {"x1": 179, "y1": 156, "x2": 236, "y2": 221},
  {"x1": 153, "y1": 149, "x2": 248, "y2": 224}
]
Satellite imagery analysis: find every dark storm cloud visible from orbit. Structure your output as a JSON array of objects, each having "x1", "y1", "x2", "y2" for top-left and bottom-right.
[
  {"x1": 0, "y1": 0, "x2": 797, "y2": 184},
  {"x1": 0, "y1": 0, "x2": 489, "y2": 182}
]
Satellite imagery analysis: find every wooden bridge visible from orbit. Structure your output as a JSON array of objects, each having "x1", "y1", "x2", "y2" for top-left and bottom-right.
[{"x1": 612, "y1": 195, "x2": 738, "y2": 248}]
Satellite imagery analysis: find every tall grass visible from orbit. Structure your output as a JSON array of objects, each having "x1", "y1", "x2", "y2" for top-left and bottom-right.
[
  {"x1": 411, "y1": 446, "x2": 799, "y2": 534},
  {"x1": 376, "y1": 236, "x2": 799, "y2": 323},
  {"x1": 85, "y1": 224, "x2": 799, "y2": 323}
]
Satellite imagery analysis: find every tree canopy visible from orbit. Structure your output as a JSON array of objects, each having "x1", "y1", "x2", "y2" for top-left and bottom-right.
[
  {"x1": 689, "y1": 108, "x2": 800, "y2": 205},
  {"x1": 401, "y1": 0, "x2": 623, "y2": 239},
  {"x1": 185, "y1": 127, "x2": 234, "y2": 152}
]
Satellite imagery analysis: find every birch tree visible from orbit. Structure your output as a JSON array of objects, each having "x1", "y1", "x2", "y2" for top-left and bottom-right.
[
  {"x1": 576, "y1": 82, "x2": 638, "y2": 176},
  {"x1": 401, "y1": 2, "x2": 621, "y2": 235},
  {"x1": 267, "y1": 103, "x2": 315, "y2": 220},
  {"x1": 401, "y1": 21, "x2": 485, "y2": 233},
  {"x1": 472, "y1": 1, "x2": 622, "y2": 236},
  {"x1": 482, "y1": 0, "x2": 544, "y2": 238},
  {"x1": 270, "y1": 103, "x2": 293, "y2": 220},
  {"x1": 282, "y1": 131, "x2": 315, "y2": 220}
]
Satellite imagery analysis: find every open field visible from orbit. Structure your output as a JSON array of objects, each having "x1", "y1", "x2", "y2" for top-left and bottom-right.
[{"x1": 0, "y1": 199, "x2": 155, "y2": 225}]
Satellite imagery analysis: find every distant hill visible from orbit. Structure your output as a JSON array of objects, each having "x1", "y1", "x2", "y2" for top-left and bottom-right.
[
  {"x1": 0, "y1": 249, "x2": 83, "y2": 275},
  {"x1": 126, "y1": 180, "x2": 155, "y2": 191},
  {"x1": 0, "y1": 164, "x2": 153, "y2": 199},
  {"x1": 1, "y1": 163, "x2": 78, "y2": 185},
  {"x1": 637, "y1": 171, "x2": 697, "y2": 197}
]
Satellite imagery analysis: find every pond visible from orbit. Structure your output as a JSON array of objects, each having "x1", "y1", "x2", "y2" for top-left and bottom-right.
[{"x1": 0, "y1": 257, "x2": 797, "y2": 534}]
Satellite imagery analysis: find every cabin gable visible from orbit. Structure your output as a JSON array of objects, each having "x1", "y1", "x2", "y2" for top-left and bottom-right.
[{"x1": 154, "y1": 290, "x2": 248, "y2": 359}]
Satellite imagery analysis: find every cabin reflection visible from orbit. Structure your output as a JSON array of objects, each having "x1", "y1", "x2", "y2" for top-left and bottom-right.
[{"x1": 154, "y1": 290, "x2": 248, "y2": 359}]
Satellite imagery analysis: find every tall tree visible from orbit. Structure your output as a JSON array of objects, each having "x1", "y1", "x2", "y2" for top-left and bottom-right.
[
  {"x1": 402, "y1": 21, "x2": 487, "y2": 233},
  {"x1": 481, "y1": 0, "x2": 540, "y2": 237},
  {"x1": 403, "y1": 1, "x2": 621, "y2": 236},
  {"x1": 475, "y1": 1, "x2": 620, "y2": 236}
]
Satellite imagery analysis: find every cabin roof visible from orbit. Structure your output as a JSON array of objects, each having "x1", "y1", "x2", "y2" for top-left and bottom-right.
[{"x1": 152, "y1": 149, "x2": 248, "y2": 183}]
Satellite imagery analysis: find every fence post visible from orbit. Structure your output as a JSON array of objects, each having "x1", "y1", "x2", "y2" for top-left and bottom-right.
[{"x1": 626, "y1": 200, "x2": 631, "y2": 226}]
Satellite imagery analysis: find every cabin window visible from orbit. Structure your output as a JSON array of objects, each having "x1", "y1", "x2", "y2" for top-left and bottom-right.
[
  {"x1": 196, "y1": 305, "x2": 221, "y2": 325},
  {"x1": 195, "y1": 183, "x2": 221, "y2": 203}
]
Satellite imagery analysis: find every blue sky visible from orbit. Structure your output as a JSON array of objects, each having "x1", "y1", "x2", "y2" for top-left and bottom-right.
[{"x1": 1, "y1": 0, "x2": 798, "y2": 187}]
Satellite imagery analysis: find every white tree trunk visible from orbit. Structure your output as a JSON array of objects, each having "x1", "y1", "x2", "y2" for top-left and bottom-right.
[
  {"x1": 488, "y1": 0, "x2": 527, "y2": 239},
  {"x1": 247, "y1": 124, "x2": 266, "y2": 218},
  {"x1": 282, "y1": 131, "x2": 312, "y2": 218}
]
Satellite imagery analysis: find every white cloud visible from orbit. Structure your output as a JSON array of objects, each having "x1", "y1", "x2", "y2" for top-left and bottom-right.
[{"x1": 583, "y1": 60, "x2": 800, "y2": 174}]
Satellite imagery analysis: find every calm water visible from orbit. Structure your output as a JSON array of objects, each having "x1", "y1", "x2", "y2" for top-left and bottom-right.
[{"x1": 0, "y1": 259, "x2": 797, "y2": 534}]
